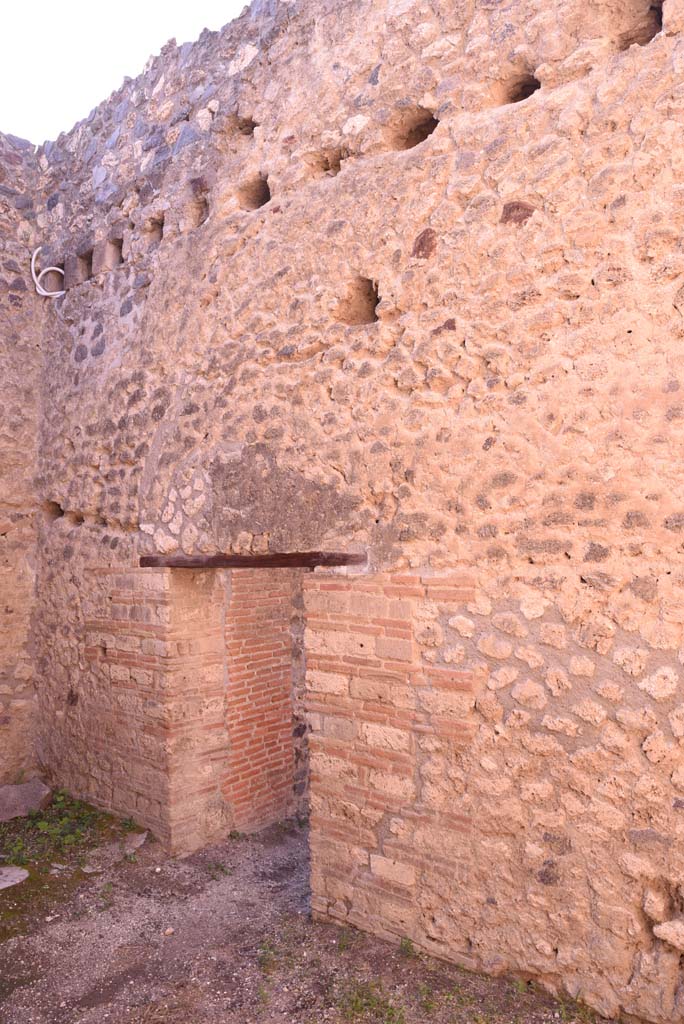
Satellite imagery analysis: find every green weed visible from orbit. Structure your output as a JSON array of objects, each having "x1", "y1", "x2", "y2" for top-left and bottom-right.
[
  {"x1": 555, "y1": 992, "x2": 596, "y2": 1023},
  {"x1": 258, "y1": 940, "x2": 278, "y2": 975},
  {"x1": 418, "y1": 982, "x2": 436, "y2": 1013},
  {"x1": 257, "y1": 982, "x2": 270, "y2": 1004},
  {"x1": 207, "y1": 861, "x2": 232, "y2": 880},
  {"x1": 3, "y1": 836, "x2": 28, "y2": 865},
  {"x1": 444, "y1": 987, "x2": 474, "y2": 1008},
  {"x1": 340, "y1": 981, "x2": 406, "y2": 1023},
  {"x1": 99, "y1": 881, "x2": 115, "y2": 909},
  {"x1": 0, "y1": 790, "x2": 117, "y2": 866}
]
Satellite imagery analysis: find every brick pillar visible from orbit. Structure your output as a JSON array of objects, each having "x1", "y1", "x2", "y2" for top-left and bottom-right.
[
  {"x1": 165, "y1": 570, "x2": 230, "y2": 853},
  {"x1": 84, "y1": 568, "x2": 229, "y2": 853}
]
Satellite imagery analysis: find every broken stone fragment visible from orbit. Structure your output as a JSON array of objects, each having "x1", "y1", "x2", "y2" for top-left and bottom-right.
[
  {"x1": 653, "y1": 919, "x2": 684, "y2": 951},
  {"x1": 643, "y1": 887, "x2": 670, "y2": 924},
  {"x1": 0, "y1": 866, "x2": 29, "y2": 890},
  {"x1": 0, "y1": 778, "x2": 51, "y2": 823}
]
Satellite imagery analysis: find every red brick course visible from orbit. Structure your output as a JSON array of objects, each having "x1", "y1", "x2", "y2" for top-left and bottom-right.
[{"x1": 222, "y1": 569, "x2": 298, "y2": 832}]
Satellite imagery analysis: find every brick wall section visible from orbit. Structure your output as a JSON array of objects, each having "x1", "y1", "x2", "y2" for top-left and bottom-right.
[
  {"x1": 82, "y1": 568, "x2": 174, "y2": 839},
  {"x1": 223, "y1": 569, "x2": 300, "y2": 831},
  {"x1": 304, "y1": 571, "x2": 480, "y2": 947},
  {"x1": 82, "y1": 568, "x2": 229, "y2": 852}
]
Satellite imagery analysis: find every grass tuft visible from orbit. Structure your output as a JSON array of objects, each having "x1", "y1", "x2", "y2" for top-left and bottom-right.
[
  {"x1": 258, "y1": 940, "x2": 278, "y2": 975},
  {"x1": 339, "y1": 980, "x2": 406, "y2": 1023}
]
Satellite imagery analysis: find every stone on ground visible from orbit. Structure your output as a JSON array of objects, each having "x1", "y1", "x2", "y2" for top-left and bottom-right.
[
  {"x1": 0, "y1": 779, "x2": 51, "y2": 823},
  {"x1": 0, "y1": 866, "x2": 29, "y2": 890}
]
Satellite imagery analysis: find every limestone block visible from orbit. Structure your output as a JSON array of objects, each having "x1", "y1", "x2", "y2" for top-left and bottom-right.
[
  {"x1": 0, "y1": 866, "x2": 29, "y2": 890},
  {"x1": 488, "y1": 665, "x2": 518, "y2": 690},
  {"x1": 569, "y1": 656, "x2": 595, "y2": 678},
  {"x1": 613, "y1": 646, "x2": 649, "y2": 677},
  {"x1": 477, "y1": 634, "x2": 513, "y2": 659},
  {"x1": 370, "y1": 854, "x2": 416, "y2": 887},
  {"x1": 639, "y1": 667, "x2": 679, "y2": 702},
  {"x1": 515, "y1": 646, "x2": 545, "y2": 670},
  {"x1": 664, "y1": 0, "x2": 684, "y2": 34},
  {"x1": 644, "y1": 888, "x2": 671, "y2": 925},
  {"x1": 511, "y1": 680, "x2": 547, "y2": 710},
  {"x1": 0, "y1": 778, "x2": 51, "y2": 822},
  {"x1": 361, "y1": 722, "x2": 410, "y2": 752},
  {"x1": 492, "y1": 612, "x2": 527, "y2": 638},
  {"x1": 542, "y1": 715, "x2": 580, "y2": 737},
  {"x1": 448, "y1": 615, "x2": 475, "y2": 638}
]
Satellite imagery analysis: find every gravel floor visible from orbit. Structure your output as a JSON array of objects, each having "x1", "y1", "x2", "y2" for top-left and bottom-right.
[{"x1": 1, "y1": 821, "x2": 602, "y2": 1024}]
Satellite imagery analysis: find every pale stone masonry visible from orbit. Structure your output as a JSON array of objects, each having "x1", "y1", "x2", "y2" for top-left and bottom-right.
[
  {"x1": 3, "y1": 0, "x2": 684, "y2": 1019},
  {"x1": 0, "y1": 134, "x2": 43, "y2": 784}
]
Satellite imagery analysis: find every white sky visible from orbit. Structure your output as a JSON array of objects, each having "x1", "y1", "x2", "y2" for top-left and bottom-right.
[{"x1": 2, "y1": 2, "x2": 247, "y2": 145}]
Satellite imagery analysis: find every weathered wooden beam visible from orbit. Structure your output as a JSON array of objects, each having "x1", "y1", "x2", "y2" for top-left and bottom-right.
[{"x1": 139, "y1": 551, "x2": 367, "y2": 570}]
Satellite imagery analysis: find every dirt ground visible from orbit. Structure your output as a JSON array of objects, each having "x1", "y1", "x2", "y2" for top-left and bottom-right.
[{"x1": 1, "y1": 820, "x2": 603, "y2": 1024}]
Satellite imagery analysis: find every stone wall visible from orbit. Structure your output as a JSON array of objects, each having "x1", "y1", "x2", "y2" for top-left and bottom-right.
[
  {"x1": 304, "y1": 570, "x2": 684, "y2": 1021},
  {"x1": 5, "y1": 0, "x2": 684, "y2": 1017},
  {"x1": 0, "y1": 132, "x2": 42, "y2": 783}
]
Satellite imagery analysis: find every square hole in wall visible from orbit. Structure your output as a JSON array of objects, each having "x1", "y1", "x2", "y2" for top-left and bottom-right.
[
  {"x1": 92, "y1": 238, "x2": 123, "y2": 276},
  {"x1": 391, "y1": 108, "x2": 439, "y2": 150},
  {"x1": 307, "y1": 148, "x2": 346, "y2": 177},
  {"x1": 42, "y1": 262, "x2": 65, "y2": 294},
  {"x1": 237, "y1": 174, "x2": 271, "y2": 210},
  {"x1": 109, "y1": 238, "x2": 124, "y2": 265},
  {"x1": 237, "y1": 116, "x2": 259, "y2": 136},
  {"x1": 502, "y1": 73, "x2": 542, "y2": 104},
  {"x1": 189, "y1": 177, "x2": 210, "y2": 227},
  {"x1": 43, "y1": 500, "x2": 65, "y2": 521},
  {"x1": 336, "y1": 276, "x2": 380, "y2": 325},
  {"x1": 194, "y1": 196, "x2": 210, "y2": 226},
  {"x1": 147, "y1": 215, "x2": 164, "y2": 245},
  {"x1": 618, "y1": 1, "x2": 663, "y2": 47},
  {"x1": 77, "y1": 249, "x2": 93, "y2": 281}
]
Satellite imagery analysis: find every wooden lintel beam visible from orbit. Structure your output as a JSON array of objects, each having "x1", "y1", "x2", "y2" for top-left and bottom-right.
[{"x1": 139, "y1": 551, "x2": 367, "y2": 570}]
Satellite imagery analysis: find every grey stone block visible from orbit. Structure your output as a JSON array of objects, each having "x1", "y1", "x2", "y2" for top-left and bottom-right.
[{"x1": 0, "y1": 778, "x2": 51, "y2": 823}]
